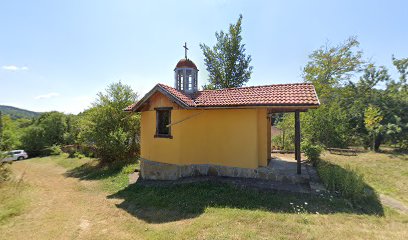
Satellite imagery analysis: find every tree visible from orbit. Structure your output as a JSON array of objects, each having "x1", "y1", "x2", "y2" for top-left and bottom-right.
[
  {"x1": 364, "y1": 105, "x2": 384, "y2": 152},
  {"x1": 20, "y1": 126, "x2": 46, "y2": 156},
  {"x1": 19, "y1": 111, "x2": 67, "y2": 156},
  {"x1": 78, "y1": 82, "x2": 140, "y2": 163},
  {"x1": 0, "y1": 115, "x2": 20, "y2": 151},
  {"x1": 200, "y1": 14, "x2": 253, "y2": 89},
  {"x1": 37, "y1": 112, "x2": 67, "y2": 146},
  {"x1": 298, "y1": 37, "x2": 364, "y2": 147},
  {"x1": 303, "y1": 37, "x2": 363, "y2": 103},
  {"x1": 392, "y1": 56, "x2": 408, "y2": 85}
]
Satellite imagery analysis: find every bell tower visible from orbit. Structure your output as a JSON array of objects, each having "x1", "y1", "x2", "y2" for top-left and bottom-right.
[{"x1": 174, "y1": 42, "x2": 198, "y2": 93}]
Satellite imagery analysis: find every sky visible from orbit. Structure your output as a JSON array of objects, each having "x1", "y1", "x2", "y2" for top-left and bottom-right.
[{"x1": 0, "y1": 0, "x2": 407, "y2": 114}]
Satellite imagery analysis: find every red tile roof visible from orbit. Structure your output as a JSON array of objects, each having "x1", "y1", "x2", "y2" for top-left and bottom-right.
[
  {"x1": 175, "y1": 59, "x2": 198, "y2": 70},
  {"x1": 126, "y1": 83, "x2": 320, "y2": 112}
]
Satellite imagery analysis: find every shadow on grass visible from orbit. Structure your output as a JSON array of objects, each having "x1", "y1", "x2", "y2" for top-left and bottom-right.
[
  {"x1": 107, "y1": 177, "x2": 384, "y2": 223},
  {"x1": 64, "y1": 160, "x2": 134, "y2": 181},
  {"x1": 384, "y1": 149, "x2": 408, "y2": 161}
]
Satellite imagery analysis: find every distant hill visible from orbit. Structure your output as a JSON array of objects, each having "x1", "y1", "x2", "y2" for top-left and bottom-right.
[{"x1": 0, "y1": 105, "x2": 42, "y2": 119}]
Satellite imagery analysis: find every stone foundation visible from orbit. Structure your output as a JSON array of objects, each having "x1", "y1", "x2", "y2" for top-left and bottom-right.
[{"x1": 140, "y1": 158, "x2": 309, "y2": 184}]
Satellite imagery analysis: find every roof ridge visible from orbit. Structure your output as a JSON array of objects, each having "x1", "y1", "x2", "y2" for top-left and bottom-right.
[
  {"x1": 158, "y1": 82, "x2": 312, "y2": 93},
  {"x1": 199, "y1": 82, "x2": 312, "y2": 92}
]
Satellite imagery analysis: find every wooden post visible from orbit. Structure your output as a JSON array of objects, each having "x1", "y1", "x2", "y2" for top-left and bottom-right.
[{"x1": 295, "y1": 111, "x2": 301, "y2": 174}]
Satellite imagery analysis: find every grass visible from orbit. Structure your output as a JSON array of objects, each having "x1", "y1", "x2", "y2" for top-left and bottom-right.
[
  {"x1": 64, "y1": 156, "x2": 139, "y2": 193},
  {"x1": 108, "y1": 181, "x2": 382, "y2": 224},
  {"x1": 1, "y1": 152, "x2": 408, "y2": 239},
  {"x1": 0, "y1": 171, "x2": 30, "y2": 223},
  {"x1": 31, "y1": 153, "x2": 139, "y2": 193},
  {"x1": 320, "y1": 149, "x2": 408, "y2": 206}
]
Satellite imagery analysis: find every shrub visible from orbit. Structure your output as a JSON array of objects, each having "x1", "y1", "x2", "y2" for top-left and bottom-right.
[
  {"x1": 317, "y1": 160, "x2": 366, "y2": 202},
  {"x1": 43, "y1": 145, "x2": 62, "y2": 156},
  {"x1": 301, "y1": 140, "x2": 322, "y2": 166},
  {"x1": 0, "y1": 162, "x2": 11, "y2": 183},
  {"x1": 78, "y1": 82, "x2": 140, "y2": 164},
  {"x1": 73, "y1": 152, "x2": 85, "y2": 159}
]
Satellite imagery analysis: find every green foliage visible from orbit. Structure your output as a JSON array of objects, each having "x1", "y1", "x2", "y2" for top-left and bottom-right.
[
  {"x1": 364, "y1": 105, "x2": 384, "y2": 151},
  {"x1": 63, "y1": 114, "x2": 80, "y2": 145},
  {"x1": 200, "y1": 14, "x2": 253, "y2": 89},
  {"x1": 272, "y1": 113, "x2": 295, "y2": 150},
  {"x1": 302, "y1": 103, "x2": 351, "y2": 148},
  {"x1": 297, "y1": 36, "x2": 407, "y2": 151},
  {"x1": 303, "y1": 37, "x2": 363, "y2": 103},
  {"x1": 317, "y1": 160, "x2": 366, "y2": 202},
  {"x1": 20, "y1": 126, "x2": 46, "y2": 156},
  {"x1": 0, "y1": 115, "x2": 21, "y2": 151},
  {"x1": 78, "y1": 82, "x2": 140, "y2": 163},
  {"x1": 73, "y1": 151, "x2": 85, "y2": 159},
  {"x1": 392, "y1": 55, "x2": 408, "y2": 84},
  {"x1": 20, "y1": 112, "x2": 73, "y2": 156},
  {"x1": 43, "y1": 145, "x2": 62, "y2": 156},
  {"x1": 301, "y1": 140, "x2": 322, "y2": 166},
  {"x1": 37, "y1": 112, "x2": 67, "y2": 146}
]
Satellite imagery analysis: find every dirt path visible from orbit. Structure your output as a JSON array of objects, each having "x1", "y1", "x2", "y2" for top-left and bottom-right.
[
  {"x1": 0, "y1": 160, "x2": 143, "y2": 240},
  {"x1": 380, "y1": 194, "x2": 408, "y2": 215}
]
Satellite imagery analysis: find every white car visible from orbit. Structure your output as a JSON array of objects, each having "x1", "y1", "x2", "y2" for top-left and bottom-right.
[{"x1": 2, "y1": 150, "x2": 29, "y2": 162}]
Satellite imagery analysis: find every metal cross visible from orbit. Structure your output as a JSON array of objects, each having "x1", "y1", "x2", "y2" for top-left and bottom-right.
[{"x1": 183, "y1": 42, "x2": 189, "y2": 59}]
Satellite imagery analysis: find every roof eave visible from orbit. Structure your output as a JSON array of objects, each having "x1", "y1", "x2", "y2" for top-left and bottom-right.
[
  {"x1": 131, "y1": 84, "x2": 191, "y2": 112},
  {"x1": 191, "y1": 103, "x2": 320, "y2": 110}
]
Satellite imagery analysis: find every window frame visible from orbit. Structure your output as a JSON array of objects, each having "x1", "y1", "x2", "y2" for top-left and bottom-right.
[{"x1": 154, "y1": 107, "x2": 173, "y2": 139}]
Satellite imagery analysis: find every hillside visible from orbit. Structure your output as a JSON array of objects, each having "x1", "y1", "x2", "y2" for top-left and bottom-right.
[{"x1": 0, "y1": 105, "x2": 41, "y2": 119}]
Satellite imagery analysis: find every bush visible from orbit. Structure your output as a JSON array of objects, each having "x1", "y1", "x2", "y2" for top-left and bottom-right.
[
  {"x1": 0, "y1": 162, "x2": 12, "y2": 183},
  {"x1": 78, "y1": 82, "x2": 140, "y2": 164},
  {"x1": 317, "y1": 160, "x2": 366, "y2": 202},
  {"x1": 301, "y1": 140, "x2": 322, "y2": 166},
  {"x1": 43, "y1": 145, "x2": 62, "y2": 156},
  {"x1": 271, "y1": 135, "x2": 295, "y2": 151},
  {"x1": 73, "y1": 152, "x2": 85, "y2": 159}
]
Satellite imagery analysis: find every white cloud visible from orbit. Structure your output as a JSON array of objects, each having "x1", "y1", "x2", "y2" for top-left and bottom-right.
[
  {"x1": 34, "y1": 92, "x2": 60, "y2": 100},
  {"x1": 2, "y1": 65, "x2": 29, "y2": 71}
]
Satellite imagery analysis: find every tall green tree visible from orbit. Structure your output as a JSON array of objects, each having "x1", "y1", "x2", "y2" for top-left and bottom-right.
[
  {"x1": 200, "y1": 14, "x2": 253, "y2": 89},
  {"x1": 303, "y1": 37, "x2": 364, "y2": 103},
  {"x1": 78, "y1": 82, "x2": 140, "y2": 163},
  {"x1": 298, "y1": 37, "x2": 364, "y2": 147}
]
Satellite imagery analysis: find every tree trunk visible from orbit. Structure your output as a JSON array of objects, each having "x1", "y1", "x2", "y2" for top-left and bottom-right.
[{"x1": 374, "y1": 134, "x2": 383, "y2": 152}]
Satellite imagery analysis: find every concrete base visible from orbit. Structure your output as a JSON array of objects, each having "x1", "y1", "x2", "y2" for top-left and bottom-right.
[{"x1": 140, "y1": 158, "x2": 309, "y2": 184}]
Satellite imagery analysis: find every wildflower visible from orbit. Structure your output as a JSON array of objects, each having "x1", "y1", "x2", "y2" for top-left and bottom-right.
[{"x1": 304, "y1": 202, "x2": 308, "y2": 205}]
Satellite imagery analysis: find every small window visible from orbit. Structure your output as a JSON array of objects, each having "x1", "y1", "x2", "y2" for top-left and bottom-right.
[{"x1": 155, "y1": 108, "x2": 172, "y2": 138}]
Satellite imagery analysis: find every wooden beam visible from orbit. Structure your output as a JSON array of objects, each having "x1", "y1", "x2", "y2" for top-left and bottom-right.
[{"x1": 295, "y1": 111, "x2": 301, "y2": 174}]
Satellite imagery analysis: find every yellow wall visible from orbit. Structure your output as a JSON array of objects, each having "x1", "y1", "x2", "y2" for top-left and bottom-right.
[{"x1": 140, "y1": 92, "x2": 269, "y2": 169}]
